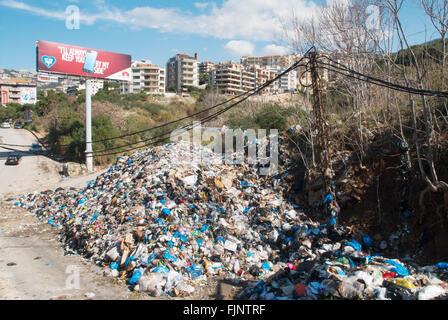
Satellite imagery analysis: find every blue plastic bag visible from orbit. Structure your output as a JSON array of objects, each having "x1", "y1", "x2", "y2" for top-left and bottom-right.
[
  {"x1": 346, "y1": 239, "x2": 362, "y2": 251},
  {"x1": 261, "y1": 262, "x2": 271, "y2": 271},
  {"x1": 91, "y1": 211, "x2": 99, "y2": 223},
  {"x1": 153, "y1": 266, "x2": 169, "y2": 273},
  {"x1": 146, "y1": 253, "x2": 157, "y2": 265},
  {"x1": 129, "y1": 269, "x2": 142, "y2": 285},
  {"x1": 187, "y1": 264, "x2": 203, "y2": 279},
  {"x1": 163, "y1": 250, "x2": 177, "y2": 262},
  {"x1": 324, "y1": 193, "x2": 334, "y2": 204},
  {"x1": 435, "y1": 262, "x2": 448, "y2": 269},
  {"x1": 329, "y1": 217, "x2": 337, "y2": 226},
  {"x1": 362, "y1": 235, "x2": 372, "y2": 247},
  {"x1": 386, "y1": 260, "x2": 409, "y2": 276}
]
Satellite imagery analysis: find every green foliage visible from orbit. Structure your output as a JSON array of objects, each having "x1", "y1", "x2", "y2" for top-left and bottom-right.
[
  {"x1": 254, "y1": 104, "x2": 292, "y2": 130},
  {"x1": 199, "y1": 73, "x2": 209, "y2": 85},
  {"x1": 393, "y1": 38, "x2": 445, "y2": 66},
  {"x1": 229, "y1": 104, "x2": 293, "y2": 131},
  {"x1": 46, "y1": 108, "x2": 119, "y2": 164},
  {"x1": 92, "y1": 87, "x2": 122, "y2": 104},
  {"x1": 35, "y1": 90, "x2": 73, "y2": 116},
  {"x1": 0, "y1": 103, "x2": 21, "y2": 121},
  {"x1": 166, "y1": 85, "x2": 178, "y2": 93},
  {"x1": 138, "y1": 103, "x2": 164, "y2": 115}
]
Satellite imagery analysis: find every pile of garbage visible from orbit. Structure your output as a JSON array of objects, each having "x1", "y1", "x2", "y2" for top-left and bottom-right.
[{"x1": 14, "y1": 140, "x2": 448, "y2": 300}]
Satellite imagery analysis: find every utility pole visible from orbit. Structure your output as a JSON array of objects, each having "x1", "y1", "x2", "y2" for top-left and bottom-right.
[
  {"x1": 309, "y1": 50, "x2": 337, "y2": 226},
  {"x1": 85, "y1": 79, "x2": 93, "y2": 172},
  {"x1": 309, "y1": 50, "x2": 332, "y2": 185}
]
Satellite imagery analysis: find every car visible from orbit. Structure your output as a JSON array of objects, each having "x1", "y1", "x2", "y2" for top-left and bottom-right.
[
  {"x1": 30, "y1": 143, "x2": 43, "y2": 153},
  {"x1": 5, "y1": 153, "x2": 21, "y2": 165},
  {"x1": 1, "y1": 122, "x2": 10, "y2": 128},
  {"x1": 14, "y1": 123, "x2": 22, "y2": 129}
]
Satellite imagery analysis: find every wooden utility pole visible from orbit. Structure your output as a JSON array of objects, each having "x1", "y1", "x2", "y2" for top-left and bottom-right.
[{"x1": 309, "y1": 50, "x2": 332, "y2": 194}]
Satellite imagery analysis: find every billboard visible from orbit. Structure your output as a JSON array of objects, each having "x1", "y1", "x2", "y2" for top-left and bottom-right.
[
  {"x1": 37, "y1": 73, "x2": 59, "y2": 83},
  {"x1": 24, "y1": 109, "x2": 33, "y2": 123},
  {"x1": 1, "y1": 90, "x2": 8, "y2": 105},
  {"x1": 36, "y1": 40, "x2": 132, "y2": 81},
  {"x1": 20, "y1": 87, "x2": 37, "y2": 104}
]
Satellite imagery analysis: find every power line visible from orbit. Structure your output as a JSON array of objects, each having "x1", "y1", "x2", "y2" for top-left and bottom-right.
[
  {"x1": 93, "y1": 51, "x2": 314, "y2": 157},
  {"x1": 1, "y1": 48, "x2": 313, "y2": 155},
  {"x1": 318, "y1": 55, "x2": 448, "y2": 98}
]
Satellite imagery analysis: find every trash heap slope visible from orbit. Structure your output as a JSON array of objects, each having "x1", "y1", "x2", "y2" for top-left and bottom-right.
[{"x1": 14, "y1": 140, "x2": 448, "y2": 300}]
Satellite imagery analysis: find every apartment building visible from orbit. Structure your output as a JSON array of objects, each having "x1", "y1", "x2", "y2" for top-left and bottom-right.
[
  {"x1": 199, "y1": 61, "x2": 215, "y2": 74},
  {"x1": 273, "y1": 67, "x2": 297, "y2": 93},
  {"x1": 66, "y1": 79, "x2": 104, "y2": 96},
  {"x1": 241, "y1": 55, "x2": 282, "y2": 68},
  {"x1": 166, "y1": 53, "x2": 199, "y2": 92},
  {"x1": 245, "y1": 65, "x2": 277, "y2": 94},
  {"x1": 121, "y1": 60, "x2": 166, "y2": 95},
  {"x1": 0, "y1": 78, "x2": 37, "y2": 105},
  {"x1": 210, "y1": 62, "x2": 257, "y2": 95}
]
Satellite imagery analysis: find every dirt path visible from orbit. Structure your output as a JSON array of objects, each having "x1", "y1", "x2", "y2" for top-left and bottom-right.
[
  {"x1": 0, "y1": 128, "x2": 110, "y2": 198},
  {"x1": 0, "y1": 128, "x2": 142, "y2": 300},
  {"x1": 0, "y1": 129, "x2": 240, "y2": 300},
  {"x1": 0, "y1": 203, "x2": 147, "y2": 300}
]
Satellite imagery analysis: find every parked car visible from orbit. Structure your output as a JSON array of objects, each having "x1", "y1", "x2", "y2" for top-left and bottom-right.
[
  {"x1": 5, "y1": 153, "x2": 21, "y2": 165},
  {"x1": 1, "y1": 122, "x2": 10, "y2": 128},
  {"x1": 14, "y1": 123, "x2": 23, "y2": 129},
  {"x1": 30, "y1": 143, "x2": 43, "y2": 153}
]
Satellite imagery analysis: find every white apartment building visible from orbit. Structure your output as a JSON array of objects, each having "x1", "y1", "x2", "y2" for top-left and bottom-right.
[
  {"x1": 199, "y1": 61, "x2": 215, "y2": 74},
  {"x1": 241, "y1": 55, "x2": 282, "y2": 68},
  {"x1": 210, "y1": 62, "x2": 257, "y2": 95},
  {"x1": 245, "y1": 65, "x2": 277, "y2": 94},
  {"x1": 121, "y1": 60, "x2": 166, "y2": 95},
  {"x1": 274, "y1": 68, "x2": 297, "y2": 93},
  {"x1": 66, "y1": 79, "x2": 104, "y2": 95},
  {"x1": 0, "y1": 79, "x2": 37, "y2": 105},
  {"x1": 166, "y1": 53, "x2": 199, "y2": 92}
]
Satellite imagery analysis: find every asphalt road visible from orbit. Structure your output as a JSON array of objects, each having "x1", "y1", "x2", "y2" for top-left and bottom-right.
[
  {"x1": 0, "y1": 127, "x2": 62, "y2": 197},
  {"x1": 0, "y1": 128, "x2": 108, "y2": 198},
  {"x1": 0, "y1": 128, "x2": 235, "y2": 300},
  {"x1": 0, "y1": 128, "x2": 136, "y2": 300}
]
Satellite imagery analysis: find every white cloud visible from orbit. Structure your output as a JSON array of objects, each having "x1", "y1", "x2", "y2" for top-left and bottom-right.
[
  {"x1": 0, "y1": 0, "x2": 66, "y2": 20},
  {"x1": 0, "y1": 0, "x2": 320, "y2": 42},
  {"x1": 224, "y1": 40, "x2": 254, "y2": 57},
  {"x1": 262, "y1": 44, "x2": 290, "y2": 55},
  {"x1": 194, "y1": 2, "x2": 209, "y2": 10}
]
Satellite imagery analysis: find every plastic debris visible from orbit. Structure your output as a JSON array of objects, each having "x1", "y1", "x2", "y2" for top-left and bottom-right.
[{"x1": 12, "y1": 140, "x2": 448, "y2": 300}]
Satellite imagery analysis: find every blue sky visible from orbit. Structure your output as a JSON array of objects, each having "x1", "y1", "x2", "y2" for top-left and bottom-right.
[{"x1": 0, "y1": 0, "x2": 440, "y2": 71}]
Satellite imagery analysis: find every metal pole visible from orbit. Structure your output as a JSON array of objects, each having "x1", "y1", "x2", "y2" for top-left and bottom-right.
[{"x1": 85, "y1": 79, "x2": 93, "y2": 172}]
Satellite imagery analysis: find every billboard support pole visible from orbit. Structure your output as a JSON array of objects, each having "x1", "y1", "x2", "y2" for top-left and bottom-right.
[{"x1": 85, "y1": 79, "x2": 93, "y2": 172}]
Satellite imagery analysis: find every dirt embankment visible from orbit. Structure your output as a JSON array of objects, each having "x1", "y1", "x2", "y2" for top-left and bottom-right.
[{"x1": 288, "y1": 129, "x2": 448, "y2": 265}]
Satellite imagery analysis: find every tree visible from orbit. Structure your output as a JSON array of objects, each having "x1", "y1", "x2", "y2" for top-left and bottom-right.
[
  {"x1": 166, "y1": 86, "x2": 178, "y2": 93},
  {"x1": 199, "y1": 73, "x2": 209, "y2": 85},
  {"x1": 383, "y1": 0, "x2": 448, "y2": 221},
  {"x1": 420, "y1": 0, "x2": 448, "y2": 123},
  {"x1": 283, "y1": 0, "x2": 385, "y2": 167}
]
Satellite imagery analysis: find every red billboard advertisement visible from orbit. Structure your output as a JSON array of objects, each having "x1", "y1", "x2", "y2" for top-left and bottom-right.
[
  {"x1": 36, "y1": 40, "x2": 132, "y2": 81},
  {"x1": 1, "y1": 90, "x2": 8, "y2": 106}
]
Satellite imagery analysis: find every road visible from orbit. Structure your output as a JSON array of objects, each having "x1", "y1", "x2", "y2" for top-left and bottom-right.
[
  {"x1": 0, "y1": 128, "x2": 107, "y2": 198},
  {"x1": 0, "y1": 128, "x2": 238, "y2": 300},
  {"x1": 0, "y1": 128, "x2": 63, "y2": 197},
  {"x1": 0, "y1": 128, "x2": 138, "y2": 300}
]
